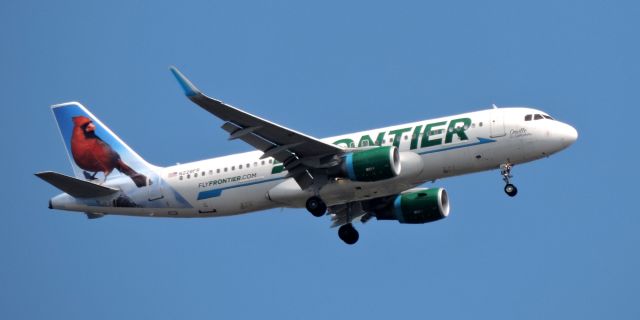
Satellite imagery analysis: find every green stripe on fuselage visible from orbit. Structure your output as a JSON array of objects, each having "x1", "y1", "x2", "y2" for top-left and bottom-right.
[{"x1": 332, "y1": 117, "x2": 472, "y2": 151}]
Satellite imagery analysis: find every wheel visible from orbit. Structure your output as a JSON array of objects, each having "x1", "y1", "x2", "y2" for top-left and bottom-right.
[
  {"x1": 305, "y1": 196, "x2": 327, "y2": 217},
  {"x1": 338, "y1": 223, "x2": 359, "y2": 245},
  {"x1": 504, "y1": 184, "x2": 518, "y2": 197}
]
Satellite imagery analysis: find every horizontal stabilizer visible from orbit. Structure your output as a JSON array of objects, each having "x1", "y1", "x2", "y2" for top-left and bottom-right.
[{"x1": 35, "y1": 171, "x2": 120, "y2": 198}]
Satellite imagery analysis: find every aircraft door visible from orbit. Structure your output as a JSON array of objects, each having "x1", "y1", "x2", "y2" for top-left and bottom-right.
[
  {"x1": 147, "y1": 175, "x2": 165, "y2": 201},
  {"x1": 489, "y1": 109, "x2": 506, "y2": 138}
]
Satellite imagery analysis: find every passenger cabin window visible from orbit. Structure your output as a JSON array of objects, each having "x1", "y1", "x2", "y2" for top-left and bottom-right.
[
  {"x1": 534, "y1": 114, "x2": 543, "y2": 120},
  {"x1": 525, "y1": 114, "x2": 532, "y2": 121}
]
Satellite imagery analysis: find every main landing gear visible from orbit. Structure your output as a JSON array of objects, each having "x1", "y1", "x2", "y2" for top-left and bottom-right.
[
  {"x1": 338, "y1": 223, "x2": 359, "y2": 245},
  {"x1": 500, "y1": 163, "x2": 518, "y2": 197},
  {"x1": 305, "y1": 196, "x2": 360, "y2": 245},
  {"x1": 306, "y1": 196, "x2": 327, "y2": 217}
]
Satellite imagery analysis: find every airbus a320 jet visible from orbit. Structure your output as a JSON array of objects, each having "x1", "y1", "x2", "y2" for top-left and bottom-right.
[{"x1": 36, "y1": 67, "x2": 578, "y2": 244}]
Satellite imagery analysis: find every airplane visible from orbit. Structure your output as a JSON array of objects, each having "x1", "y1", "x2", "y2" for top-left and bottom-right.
[{"x1": 36, "y1": 67, "x2": 578, "y2": 245}]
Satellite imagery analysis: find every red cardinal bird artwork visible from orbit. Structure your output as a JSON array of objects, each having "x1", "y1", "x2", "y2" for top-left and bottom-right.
[{"x1": 70, "y1": 116, "x2": 148, "y2": 188}]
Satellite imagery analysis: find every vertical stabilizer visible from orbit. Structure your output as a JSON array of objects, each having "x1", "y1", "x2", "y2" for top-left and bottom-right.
[{"x1": 51, "y1": 102, "x2": 155, "y2": 188}]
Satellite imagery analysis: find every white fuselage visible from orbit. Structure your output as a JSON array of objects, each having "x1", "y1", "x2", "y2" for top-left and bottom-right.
[{"x1": 50, "y1": 107, "x2": 577, "y2": 217}]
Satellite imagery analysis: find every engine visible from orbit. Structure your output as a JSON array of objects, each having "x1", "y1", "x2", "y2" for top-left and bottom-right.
[
  {"x1": 375, "y1": 188, "x2": 450, "y2": 224},
  {"x1": 341, "y1": 146, "x2": 401, "y2": 182}
]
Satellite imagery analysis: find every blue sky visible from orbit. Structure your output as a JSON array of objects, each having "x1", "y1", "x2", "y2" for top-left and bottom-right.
[{"x1": 1, "y1": 1, "x2": 639, "y2": 319}]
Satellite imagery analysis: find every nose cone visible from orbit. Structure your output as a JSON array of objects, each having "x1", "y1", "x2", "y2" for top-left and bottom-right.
[{"x1": 558, "y1": 123, "x2": 578, "y2": 148}]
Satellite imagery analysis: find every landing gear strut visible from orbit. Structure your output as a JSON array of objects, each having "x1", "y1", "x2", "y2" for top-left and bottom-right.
[
  {"x1": 500, "y1": 163, "x2": 518, "y2": 197},
  {"x1": 306, "y1": 196, "x2": 327, "y2": 217},
  {"x1": 338, "y1": 223, "x2": 359, "y2": 245}
]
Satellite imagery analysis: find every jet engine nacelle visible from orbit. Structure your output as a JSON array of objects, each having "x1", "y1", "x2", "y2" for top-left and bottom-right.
[
  {"x1": 376, "y1": 188, "x2": 450, "y2": 224},
  {"x1": 340, "y1": 146, "x2": 401, "y2": 182}
]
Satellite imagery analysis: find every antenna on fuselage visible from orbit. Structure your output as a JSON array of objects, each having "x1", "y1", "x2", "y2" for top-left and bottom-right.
[{"x1": 492, "y1": 103, "x2": 498, "y2": 109}]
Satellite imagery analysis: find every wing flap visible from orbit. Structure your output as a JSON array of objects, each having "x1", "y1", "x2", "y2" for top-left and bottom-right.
[
  {"x1": 292, "y1": 170, "x2": 315, "y2": 190},
  {"x1": 221, "y1": 122, "x2": 279, "y2": 156}
]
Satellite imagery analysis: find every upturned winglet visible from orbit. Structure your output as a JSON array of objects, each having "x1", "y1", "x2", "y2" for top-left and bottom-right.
[{"x1": 169, "y1": 66, "x2": 201, "y2": 97}]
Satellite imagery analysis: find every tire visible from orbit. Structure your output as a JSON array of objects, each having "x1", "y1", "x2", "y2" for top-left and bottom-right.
[
  {"x1": 306, "y1": 196, "x2": 327, "y2": 217},
  {"x1": 338, "y1": 223, "x2": 359, "y2": 245},
  {"x1": 504, "y1": 184, "x2": 518, "y2": 197}
]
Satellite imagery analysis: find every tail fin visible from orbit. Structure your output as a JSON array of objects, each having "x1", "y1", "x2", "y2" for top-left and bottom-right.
[{"x1": 51, "y1": 102, "x2": 155, "y2": 187}]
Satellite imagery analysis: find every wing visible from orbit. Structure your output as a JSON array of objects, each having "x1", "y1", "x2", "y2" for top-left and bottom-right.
[
  {"x1": 329, "y1": 201, "x2": 370, "y2": 227},
  {"x1": 328, "y1": 194, "x2": 397, "y2": 227},
  {"x1": 329, "y1": 201, "x2": 368, "y2": 228},
  {"x1": 170, "y1": 66, "x2": 345, "y2": 189}
]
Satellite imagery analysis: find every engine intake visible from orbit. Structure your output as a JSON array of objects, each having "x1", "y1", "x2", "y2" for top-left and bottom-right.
[
  {"x1": 341, "y1": 146, "x2": 401, "y2": 182},
  {"x1": 376, "y1": 188, "x2": 450, "y2": 224}
]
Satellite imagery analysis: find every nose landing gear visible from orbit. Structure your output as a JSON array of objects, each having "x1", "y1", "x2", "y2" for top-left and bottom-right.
[
  {"x1": 500, "y1": 163, "x2": 518, "y2": 197},
  {"x1": 504, "y1": 183, "x2": 518, "y2": 197}
]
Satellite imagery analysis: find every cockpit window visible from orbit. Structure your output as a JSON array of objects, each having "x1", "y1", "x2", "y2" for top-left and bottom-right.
[{"x1": 526, "y1": 113, "x2": 554, "y2": 121}]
